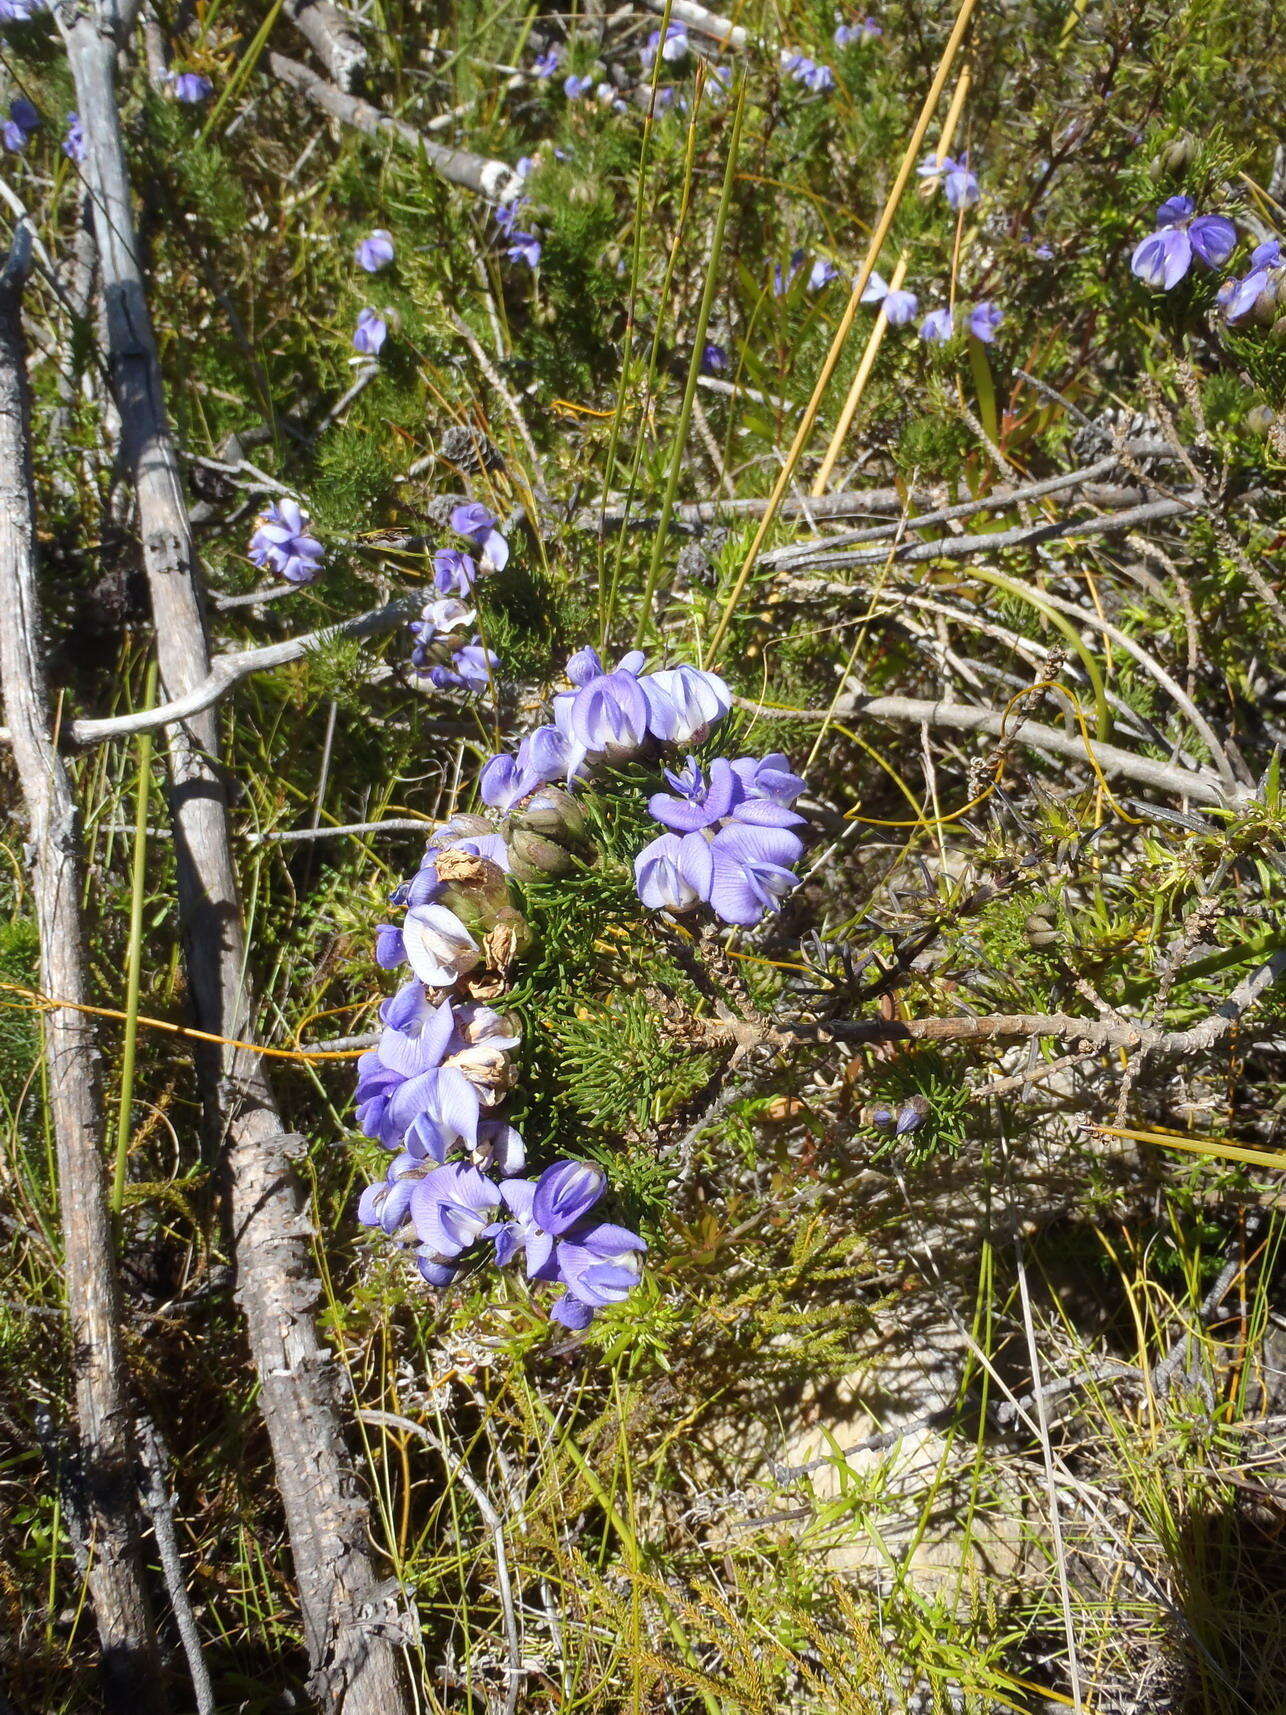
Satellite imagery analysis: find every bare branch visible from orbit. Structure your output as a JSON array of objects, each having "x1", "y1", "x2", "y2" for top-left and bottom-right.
[
  {"x1": 0, "y1": 219, "x2": 165, "y2": 1715},
  {"x1": 269, "y1": 51, "x2": 521, "y2": 202},
  {"x1": 734, "y1": 691, "x2": 1251, "y2": 808},
  {"x1": 284, "y1": 0, "x2": 367, "y2": 90}
]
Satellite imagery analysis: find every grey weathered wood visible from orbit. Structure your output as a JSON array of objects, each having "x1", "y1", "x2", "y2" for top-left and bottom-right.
[
  {"x1": 285, "y1": 0, "x2": 367, "y2": 89},
  {"x1": 0, "y1": 222, "x2": 166, "y2": 1715},
  {"x1": 269, "y1": 51, "x2": 522, "y2": 202},
  {"x1": 61, "y1": 14, "x2": 415, "y2": 1711}
]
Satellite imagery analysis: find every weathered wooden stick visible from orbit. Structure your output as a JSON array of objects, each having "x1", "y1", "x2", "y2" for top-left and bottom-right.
[
  {"x1": 61, "y1": 15, "x2": 415, "y2": 1712},
  {"x1": 0, "y1": 221, "x2": 166, "y2": 1715},
  {"x1": 269, "y1": 51, "x2": 521, "y2": 201},
  {"x1": 284, "y1": 0, "x2": 367, "y2": 90}
]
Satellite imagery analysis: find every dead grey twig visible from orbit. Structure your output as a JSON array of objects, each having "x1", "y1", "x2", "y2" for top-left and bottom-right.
[
  {"x1": 0, "y1": 219, "x2": 165, "y2": 1715},
  {"x1": 136, "y1": 1417, "x2": 215, "y2": 1715}
]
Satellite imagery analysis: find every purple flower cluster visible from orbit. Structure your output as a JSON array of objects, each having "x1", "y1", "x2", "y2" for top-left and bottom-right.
[
  {"x1": 408, "y1": 597, "x2": 499, "y2": 696},
  {"x1": 63, "y1": 112, "x2": 85, "y2": 162},
  {"x1": 1130, "y1": 196, "x2": 1236, "y2": 290},
  {"x1": 782, "y1": 52, "x2": 836, "y2": 93},
  {"x1": 531, "y1": 43, "x2": 562, "y2": 79},
  {"x1": 480, "y1": 649, "x2": 731, "y2": 807},
  {"x1": 0, "y1": 0, "x2": 44, "y2": 22},
  {"x1": 634, "y1": 752, "x2": 808, "y2": 926},
  {"x1": 834, "y1": 17, "x2": 881, "y2": 46},
  {"x1": 644, "y1": 21, "x2": 689, "y2": 66},
  {"x1": 861, "y1": 272, "x2": 919, "y2": 325},
  {"x1": 357, "y1": 810, "x2": 646, "y2": 1328},
  {"x1": 861, "y1": 274, "x2": 1002, "y2": 346},
  {"x1": 247, "y1": 498, "x2": 324, "y2": 585}
]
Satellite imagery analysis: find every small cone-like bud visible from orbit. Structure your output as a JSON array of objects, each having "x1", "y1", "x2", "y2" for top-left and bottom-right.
[
  {"x1": 432, "y1": 852, "x2": 511, "y2": 932},
  {"x1": 507, "y1": 828, "x2": 578, "y2": 881},
  {"x1": 509, "y1": 785, "x2": 590, "y2": 848},
  {"x1": 1247, "y1": 404, "x2": 1278, "y2": 434},
  {"x1": 1152, "y1": 133, "x2": 1196, "y2": 176},
  {"x1": 483, "y1": 907, "x2": 533, "y2": 971}
]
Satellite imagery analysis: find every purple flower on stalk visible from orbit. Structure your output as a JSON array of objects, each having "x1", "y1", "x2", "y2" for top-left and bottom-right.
[
  {"x1": 808, "y1": 257, "x2": 842, "y2": 291},
  {"x1": 0, "y1": 0, "x2": 41, "y2": 21},
  {"x1": 493, "y1": 1161, "x2": 646, "y2": 1326},
  {"x1": 633, "y1": 830, "x2": 710, "y2": 911},
  {"x1": 862, "y1": 272, "x2": 918, "y2": 324},
  {"x1": 649, "y1": 756, "x2": 742, "y2": 831},
  {"x1": 493, "y1": 198, "x2": 527, "y2": 235},
  {"x1": 505, "y1": 230, "x2": 542, "y2": 270},
  {"x1": 409, "y1": 1162, "x2": 501, "y2": 1281},
  {"x1": 968, "y1": 301, "x2": 1003, "y2": 343},
  {"x1": 919, "y1": 307, "x2": 954, "y2": 343},
  {"x1": 63, "y1": 112, "x2": 85, "y2": 161},
  {"x1": 702, "y1": 342, "x2": 728, "y2": 372},
  {"x1": 247, "y1": 498, "x2": 324, "y2": 584},
  {"x1": 729, "y1": 752, "x2": 806, "y2": 805},
  {"x1": 774, "y1": 249, "x2": 805, "y2": 296},
  {"x1": 353, "y1": 308, "x2": 387, "y2": 355},
  {"x1": 171, "y1": 72, "x2": 213, "y2": 103},
  {"x1": 355, "y1": 230, "x2": 395, "y2": 272},
  {"x1": 1, "y1": 97, "x2": 38, "y2": 152},
  {"x1": 563, "y1": 73, "x2": 594, "y2": 98},
  {"x1": 782, "y1": 53, "x2": 835, "y2": 93},
  {"x1": 1130, "y1": 196, "x2": 1237, "y2": 290},
  {"x1": 531, "y1": 44, "x2": 562, "y2": 78}
]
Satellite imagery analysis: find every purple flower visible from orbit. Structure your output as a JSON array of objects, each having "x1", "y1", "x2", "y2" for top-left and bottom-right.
[
  {"x1": 563, "y1": 73, "x2": 594, "y2": 99},
  {"x1": 644, "y1": 21, "x2": 689, "y2": 64},
  {"x1": 808, "y1": 257, "x2": 841, "y2": 291},
  {"x1": 1, "y1": 97, "x2": 38, "y2": 152},
  {"x1": 729, "y1": 752, "x2": 806, "y2": 804},
  {"x1": 702, "y1": 822, "x2": 804, "y2": 925},
  {"x1": 409, "y1": 1162, "x2": 501, "y2": 1278},
  {"x1": 918, "y1": 152, "x2": 979, "y2": 209},
  {"x1": 355, "y1": 229, "x2": 395, "y2": 272},
  {"x1": 428, "y1": 641, "x2": 498, "y2": 695},
  {"x1": 62, "y1": 113, "x2": 84, "y2": 162},
  {"x1": 480, "y1": 753, "x2": 535, "y2": 811},
  {"x1": 355, "y1": 986, "x2": 486, "y2": 1151},
  {"x1": 0, "y1": 0, "x2": 41, "y2": 20},
  {"x1": 1251, "y1": 238, "x2": 1282, "y2": 268},
  {"x1": 402, "y1": 901, "x2": 480, "y2": 988},
  {"x1": 247, "y1": 498, "x2": 324, "y2": 584},
  {"x1": 353, "y1": 308, "x2": 387, "y2": 355},
  {"x1": 648, "y1": 756, "x2": 741, "y2": 831},
  {"x1": 505, "y1": 230, "x2": 542, "y2": 270},
  {"x1": 516, "y1": 723, "x2": 571, "y2": 785},
  {"x1": 634, "y1": 830, "x2": 710, "y2": 911},
  {"x1": 532, "y1": 44, "x2": 562, "y2": 78},
  {"x1": 433, "y1": 547, "x2": 478, "y2": 597},
  {"x1": 870, "y1": 1097, "x2": 928, "y2": 1136},
  {"x1": 883, "y1": 288, "x2": 919, "y2": 325},
  {"x1": 494, "y1": 198, "x2": 527, "y2": 235},
  {"x1": 171, "y1": 72, "x2": 213, "y2": 104},
  {"x1": 702, "y1": 342, "x2": 728, "y2": 372},
  {"x1": 834, "y1": 17, "x2": 881, "y2": 46},
  {"x1": 558, "y1": 669, "x2": 652, "y2": 776},
  {"x1": 493, "y1": 1161, "x2": 646, "y2": 1326},
  {"x1": 919, "y1": 307, "x2": 954, "y2": 343},
  {"x1": 1131, "y1": 197, "x2": 1237, "y2": 290},
  {"x1": 782, "y1": 53, "x2": 835, "y2": 93},
  {"x1": 641, "y1": 664, "x2": 732, "y2": 745},
  {"x1": 1220, "y1": 265, "x2": 1273, "y2": 323},
  {"x1": 450, "y1": 502, "x2": 508, "y2": 573},
  {"x1": 968, "y1": 301, "x2": 1003, "y2": 343}
]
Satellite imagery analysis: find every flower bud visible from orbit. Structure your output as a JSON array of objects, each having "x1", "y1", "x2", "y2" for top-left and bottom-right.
[
  {"x1": 1024, "y1": 910, "x2": 1059, "y2": 949},
  {"x1": 431, "y1": 851, "x2": 511, "y2": 933},
  {"x1": 1151, "y1": 133, "x2": 1196, "y2": 176},
  {"x1": 483, "y1": 906, "x2": 533, "y2": 971},
  {"x1": 507, "y1": 827, "x2": 579, "y2": 881},
  {"x1": 1247, "y1": 404, "x2": 1278, "y2": 435},
  {"x1": 1270, "y1": 314, "x2": 1286, "y2": 343},
  {"x1": 508, "y1": 785, "x2": 590, "y2": 848}
]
